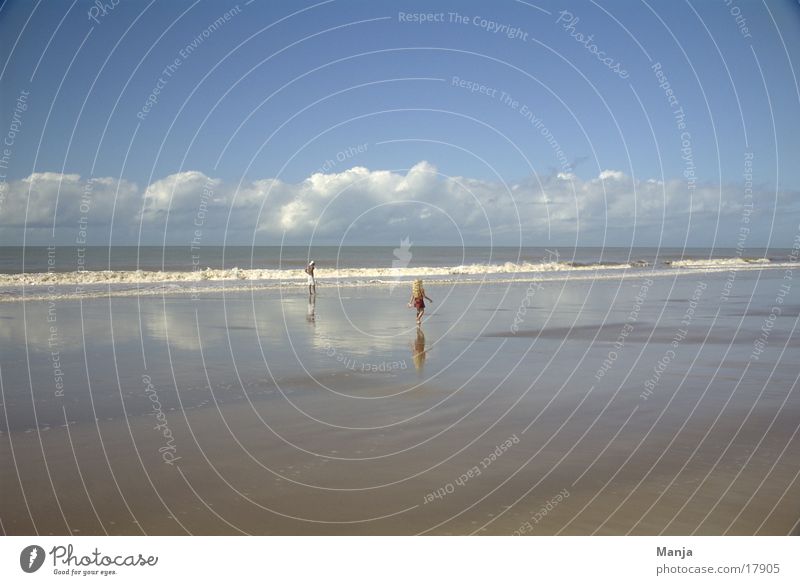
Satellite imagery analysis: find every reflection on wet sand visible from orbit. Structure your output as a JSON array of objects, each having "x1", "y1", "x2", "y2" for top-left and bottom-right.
[
  {"x1": 306, "y1": 293, "x2": 316, "y2": 325},
  {"x1": 1, "y1": 275, "x2": 799, "y2": 535},
  {"x1": 412, "y1": 327, "x2": 427, "y2": 372}
]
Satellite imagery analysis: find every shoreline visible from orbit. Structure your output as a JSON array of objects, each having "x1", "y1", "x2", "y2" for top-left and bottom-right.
[{"x1": 0, "y1": 262, "x2": 794, "y2": 303}]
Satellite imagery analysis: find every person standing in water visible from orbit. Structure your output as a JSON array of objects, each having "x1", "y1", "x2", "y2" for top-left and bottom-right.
[
  {"x1": 305, "y1": 260, "x2": 316, "y2": 294},
  {"x1": 408, "y1": 279, "x2": 432, "y2": 325}
]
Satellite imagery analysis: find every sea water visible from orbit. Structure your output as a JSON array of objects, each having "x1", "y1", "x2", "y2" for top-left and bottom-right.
[{"x1": 0, "y1": 246, "x2": 791, "y2": 302}]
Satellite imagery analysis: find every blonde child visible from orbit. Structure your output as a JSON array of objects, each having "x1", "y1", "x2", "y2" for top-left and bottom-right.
[{"x1": 408, "y1": 279, "x2": 433, "y2": 325}]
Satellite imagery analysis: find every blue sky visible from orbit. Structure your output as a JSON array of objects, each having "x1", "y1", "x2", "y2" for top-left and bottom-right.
[{"x1": 1, "y1": 0, "x2": 799, "y2": 246}]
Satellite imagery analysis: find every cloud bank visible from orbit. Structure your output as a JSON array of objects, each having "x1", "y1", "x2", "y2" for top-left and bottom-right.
[{"x1": 0, "y1": 162, "x2": 794, "y2": 247}]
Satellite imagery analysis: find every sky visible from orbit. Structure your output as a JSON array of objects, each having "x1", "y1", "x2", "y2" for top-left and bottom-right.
[{"x1": 0, "y1": 0, "x2": 799, "y2": 247}]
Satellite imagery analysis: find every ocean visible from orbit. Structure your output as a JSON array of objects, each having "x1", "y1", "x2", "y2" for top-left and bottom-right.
[
  {"x1": 0, "y1": 246, "x2": 793, "y2": 302},
  {"x1": 0, "y1": 245, "x2": 791, "y2": 274}
]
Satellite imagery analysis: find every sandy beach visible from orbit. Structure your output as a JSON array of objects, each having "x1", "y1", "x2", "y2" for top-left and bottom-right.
[{"x1": 1, "y1": 268, "x2": 798, "y2": 535}]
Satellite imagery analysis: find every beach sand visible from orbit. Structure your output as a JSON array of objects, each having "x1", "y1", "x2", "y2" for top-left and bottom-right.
[{"x1": 1, "y1": 269, "x2": 798, "y2": 535}]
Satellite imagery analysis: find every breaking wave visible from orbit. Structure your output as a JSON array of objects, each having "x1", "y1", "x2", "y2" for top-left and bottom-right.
[
  {"x1": 0, "y1": 260, "x2": 636, "y2": 287},
  {"x1": 664, "y1": 257, "x2": 770, "y2": 268},
  {"x1": 0, "y1": 257, "x2": 787, "y2": 303}
]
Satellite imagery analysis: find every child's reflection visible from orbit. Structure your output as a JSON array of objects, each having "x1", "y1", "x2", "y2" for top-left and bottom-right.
[{"x1": 412, "y1": 326, "x2": 427, "y2": 372}]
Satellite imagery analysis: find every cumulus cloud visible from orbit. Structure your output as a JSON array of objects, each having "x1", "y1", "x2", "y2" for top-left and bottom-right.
[
  {"x1": 0, "y1": 172, "x2": 141, "y2": 244},
  {"x1": 0, "y1": 172, "x2": 139, "y2": 228},
  {"x1": 142, "y1": 171, "x2": 222, "y2": 217},
  {"x1": 0, "y1": 163, "x2": 795, "y2": 246}
]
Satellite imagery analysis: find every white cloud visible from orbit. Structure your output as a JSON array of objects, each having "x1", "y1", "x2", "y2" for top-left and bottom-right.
[
  {"x1": 0, "y1": 172, "x2": 139, "y2": 229},
  {"x1": 142, "y1": 171, "x2": 221, "y2": 217},
  {"x1": 0, "y1": 164, "x2": 795, "y2": 246}
]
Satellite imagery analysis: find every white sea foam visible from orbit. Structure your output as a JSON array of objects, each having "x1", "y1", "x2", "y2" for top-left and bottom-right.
[
  {"x1": 0, "y1": 257, "x2": 787, "y2": 303},
  {"x1": 666, "y1": 257, "x2": 770, "y2": 268},
  {"x1": 0, "y1": 261, "x2": 634, "y2": 287}
]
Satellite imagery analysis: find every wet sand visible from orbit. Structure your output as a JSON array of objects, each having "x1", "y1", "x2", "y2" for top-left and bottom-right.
[{"x1": 1, "y1": 269, "x2": 799, "y2": 534}]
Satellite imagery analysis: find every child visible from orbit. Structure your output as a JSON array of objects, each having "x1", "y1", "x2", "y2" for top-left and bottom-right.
[{"x1": 408, "y1": 279, "x2": 432, "y2": 325}]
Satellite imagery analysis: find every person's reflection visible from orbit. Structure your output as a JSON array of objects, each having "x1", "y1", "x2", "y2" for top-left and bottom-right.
[
  {"x1": 306, "y1": 292, "x2": 316, "y2": 325},
  {"x1": 412, "y1": 326, "x2": 427, "y2": 372}
]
